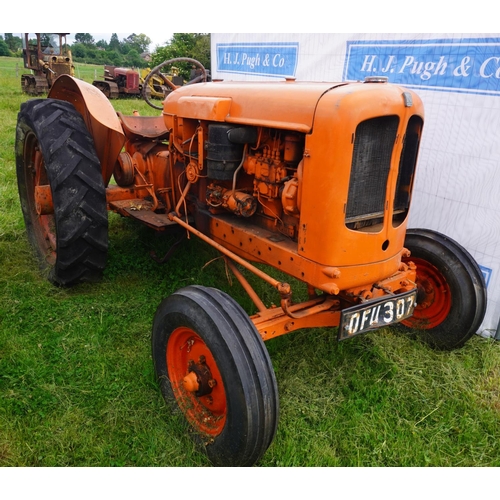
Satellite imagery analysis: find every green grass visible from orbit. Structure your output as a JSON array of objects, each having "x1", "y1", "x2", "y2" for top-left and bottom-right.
[{"x1": 1, "y1": 56, "x2": 500, "y2": 467}]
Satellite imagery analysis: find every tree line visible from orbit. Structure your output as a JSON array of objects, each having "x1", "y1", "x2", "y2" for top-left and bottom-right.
[{"x1": 0, "y1": 33, "x2": 211, "y2": 77}]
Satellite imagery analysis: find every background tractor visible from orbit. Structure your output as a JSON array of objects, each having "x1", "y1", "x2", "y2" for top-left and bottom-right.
[
  {"x1": 21, "y1": 33, "x2": 74, "y2": 95},
  {"x1": 140, "y1": 67, "x2": 183, "y2": 100},
  {"x1": 15, "y1": 58, "x2": 487, "y2": 467},
  {"x1": 92, "y1": 65, "x2": 147, "y2": 99}
]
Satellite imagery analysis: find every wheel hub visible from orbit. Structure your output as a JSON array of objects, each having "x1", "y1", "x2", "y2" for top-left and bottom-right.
[
  {"x1": 184, "y1": 355, "x2": 217, "y2": 397},
  {"x1": 402, "y1": 257, "x2": 451, "y2": 329},
  {"x1": 167, "y1": 328, "x2": 227, "y2": 436}
]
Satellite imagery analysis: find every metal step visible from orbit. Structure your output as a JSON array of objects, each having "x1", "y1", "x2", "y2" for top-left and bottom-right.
[{"x1": 109, "y1": 199, "x2": 178, "y2": 230}]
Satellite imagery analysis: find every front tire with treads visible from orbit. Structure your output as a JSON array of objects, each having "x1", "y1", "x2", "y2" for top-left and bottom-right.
[
  {"x1": 152, "y1": 285, "x2": 279, "y2": 467},
  {"x1": 16, "y1": 98, "x2": 108, "y2": 286}
]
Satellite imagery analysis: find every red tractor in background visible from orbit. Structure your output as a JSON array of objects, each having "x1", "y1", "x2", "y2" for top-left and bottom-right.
[
  {"x1": 15, "y1": 58, "x2": 487, "y2": 466},
  {"x1": 92, "y1": 65, "x2": 144, "y2": 99},
  {"x1": 92, "y1": 64, "x2": 211, "y2": 101}
]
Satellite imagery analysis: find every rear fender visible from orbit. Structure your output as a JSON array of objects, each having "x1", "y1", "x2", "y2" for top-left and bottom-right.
[{"x1": 49, "y1": 74, "x2": 125, "y2": 186}]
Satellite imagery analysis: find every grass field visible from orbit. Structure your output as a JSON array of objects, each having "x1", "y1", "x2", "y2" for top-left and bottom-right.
[{"x1": 1, "y1": 56, "x2": 500, "y2": 468}]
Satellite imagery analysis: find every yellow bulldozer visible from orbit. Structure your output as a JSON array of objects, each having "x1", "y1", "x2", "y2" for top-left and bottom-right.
[
  {"x1": 21, "y1": 33, "x2": 74, "y2": 95},
  {"x1": 139, "y1": 67, "x2": 183, "y2": 99}
]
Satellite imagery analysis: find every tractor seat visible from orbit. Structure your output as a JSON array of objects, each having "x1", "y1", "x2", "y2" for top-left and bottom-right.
[{"x1": 117, "y1": 112, "x2": 170, "y2": 141}]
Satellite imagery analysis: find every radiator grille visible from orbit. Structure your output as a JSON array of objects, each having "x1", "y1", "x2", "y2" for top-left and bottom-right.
[
  {"x1": 394, "y1": 115, "x2": 423, "y2": 215},
  {"x1": 346, "y1": 116, "x2": 399, "y2": 224},
  {"x1": 51, "y1": 63, "x2": 71, "y2": 76}
]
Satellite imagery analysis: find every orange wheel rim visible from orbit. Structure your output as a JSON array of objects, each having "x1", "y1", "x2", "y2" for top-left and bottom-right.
[
  {"x1": 167, "y1": 327, "x2": 227, "y2": 437},
  {"x1": 25, "y1": 132, "x2": 56, "y2": 264},
  {"x1": 402, "y1": 257, "x2": 452, "y2": 329}
]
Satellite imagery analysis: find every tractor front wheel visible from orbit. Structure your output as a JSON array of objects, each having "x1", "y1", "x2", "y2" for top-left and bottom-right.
[
  {"x1": 152, "y1": 285, "x2": 279, "y2": 466},
  {"x1": 16, "y1": 98, "x2": 108, "y2": 286},
  {"x1": 401, "y1": 228, "x2": 487, "y2": 350}
]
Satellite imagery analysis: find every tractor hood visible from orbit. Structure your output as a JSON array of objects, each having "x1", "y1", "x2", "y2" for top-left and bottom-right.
[{"x1": 162, "y1": 80, "x2": 348, "y2": 133}]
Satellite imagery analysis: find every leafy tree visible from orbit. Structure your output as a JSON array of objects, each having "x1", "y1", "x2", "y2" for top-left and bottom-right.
[
  {"x1": 93, "y1": 51, "x2": 108, "y2": 66},
  {"x1": 4, "y1": 33, "x2": 22, "y2": 53},
  {"x1": 0, "y1": 38, "x2": 10, "y2": 56},
  {"x1": 106, "y1": 50, "x2": 124, "y2": 66},
  {"x1": 152, "y1": 33, "x2": 211, "y2": 79},
  {"x1": 125, "y1": 48, "x2": 143, "y2": 68},
  {"x1": 120, "y1": 42, "x2": 130, "y2": 55},
  {"x1": 69, "y1": 32, "x2": 157, "y2": 67},
  {"x1": 124, "y1": 33, "x2": 151, "y2": 54},
  {"x1": 71, "y1": 43, "x2": 86, "y2": 59},
  {"x1": 75, "y1": 33, "x2": 95, "y2": 46},
  {"x1": 84, "y1": 48, "x2": 98, "y2": 61},
  {"x1": 192, "y1": 34, "x2": 211, "y2": 68},
  {"x1": 109, "y1": 33, "x2": 120, "y2": 52},
  {"x1": 96, "y1": 39, "x2": 108, "y2": 50}
]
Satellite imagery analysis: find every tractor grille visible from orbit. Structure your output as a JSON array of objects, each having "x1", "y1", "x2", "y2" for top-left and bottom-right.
[
  {"x1": 394, "y1": 115, "x2": 423, "y2": 215},
  {"x1": 345, "y1": 116, "x2": 399, "y2": 225},
  {"x1": 128, "y1": 72, "x2": 139, "y2": 89},
  {"x1": 51, "y1": 62, "x2": 71, "y2": 76}
]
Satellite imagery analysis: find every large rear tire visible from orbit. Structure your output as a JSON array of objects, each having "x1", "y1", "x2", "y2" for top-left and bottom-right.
[
  {"x1": 152, "y1": 285, "x2": 279, "y2": 466},
  {"x1": 401, "y1": 228, "x2": 487, "y2": 350},
  {"x1": 16, "y1": 98, "x2": 108, "y2": 286}
]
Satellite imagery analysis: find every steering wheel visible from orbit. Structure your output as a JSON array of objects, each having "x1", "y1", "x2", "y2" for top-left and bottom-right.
[{"x1": 142, "y1": 57, "x2": 208, "y2": 110}]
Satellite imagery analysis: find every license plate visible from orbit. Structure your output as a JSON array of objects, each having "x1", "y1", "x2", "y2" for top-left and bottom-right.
[{"x1": 338, "y1": 289, "x2": 417, "y2": 340}]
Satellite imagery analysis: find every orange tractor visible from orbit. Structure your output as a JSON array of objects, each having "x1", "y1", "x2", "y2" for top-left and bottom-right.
[{"x1": 15, "y1": 58, "x2": 487, "y2": 466}]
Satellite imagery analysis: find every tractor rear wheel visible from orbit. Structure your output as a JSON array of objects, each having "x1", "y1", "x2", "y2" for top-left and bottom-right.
[
  {"x1": 16, "y1": 98, "x2": 108, "y2": 286},
  {"x1": 152, "y1": 285, "x2": 279, "y2": 467},
  {"x1": 401, "y1": 228, "x2": 487, "y2": 350}
]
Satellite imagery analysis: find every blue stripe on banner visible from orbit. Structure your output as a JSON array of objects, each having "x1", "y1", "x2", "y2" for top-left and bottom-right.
[
  {"x1": 216, "y1": 43, "x2": 299, "y2": 78},
  {"x1": 343, "y1": 38, "x2": 500, "y2": 96}
]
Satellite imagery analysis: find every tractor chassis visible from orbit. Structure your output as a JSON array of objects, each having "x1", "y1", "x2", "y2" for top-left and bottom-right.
[
  {"x1": 101, "y1": 185, "x2": 418, "y2": 342},
  {"x1": 30, "y1": 108, "x2": 418, "y2": 346},
  {"x1": 33, "y1": 176, "x2": 417, "y2": 342}
]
